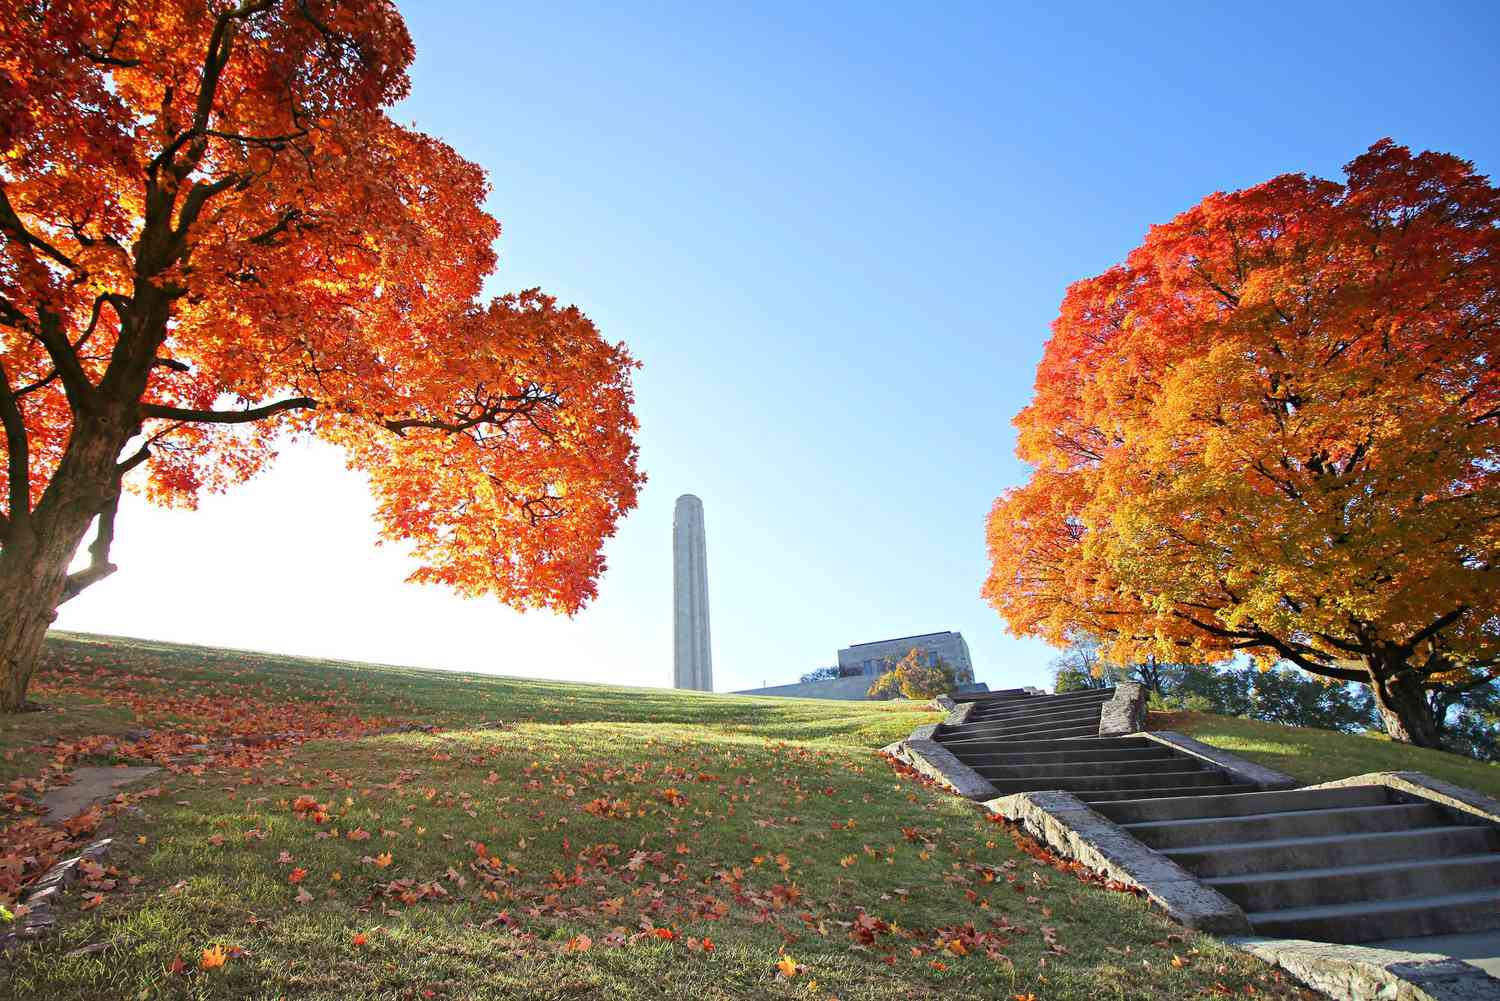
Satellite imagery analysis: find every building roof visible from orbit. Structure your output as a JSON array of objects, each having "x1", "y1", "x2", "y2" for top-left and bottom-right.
[{"x1": 844, "y1": 631, "x2": 956, "y2": 649}]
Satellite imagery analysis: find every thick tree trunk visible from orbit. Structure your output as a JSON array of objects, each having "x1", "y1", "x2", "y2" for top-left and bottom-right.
[
  {"x1": 1371, "y1": 668, "x2": 1444, "y2": 749},
  {"x1": 0, "y1": 425, "x2": 129, "y2": 712},
  {"x1": 0, "y1": 538, "x2": 74, "y2": 711}
]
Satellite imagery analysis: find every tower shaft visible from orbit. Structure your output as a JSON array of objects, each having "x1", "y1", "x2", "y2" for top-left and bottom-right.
[{"x1": 672, "y1": 495, "x2": 712, "y2": 691}]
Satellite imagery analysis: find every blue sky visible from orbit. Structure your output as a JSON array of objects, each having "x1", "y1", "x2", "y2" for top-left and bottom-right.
[{"x1": 59, "y1": 1, "x2": 1500, "y2": 693}]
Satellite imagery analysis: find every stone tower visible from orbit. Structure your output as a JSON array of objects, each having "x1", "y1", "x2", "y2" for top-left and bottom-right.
[{"x1": 672, "y1": 494, "x2": 713, "y2": 691}]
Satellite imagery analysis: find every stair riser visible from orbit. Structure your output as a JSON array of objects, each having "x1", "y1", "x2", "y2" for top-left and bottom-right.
[
  {"x1": 1092, "y1": 785, "x2": 1392, "y2": 825},
  {"x1": 1076, "y1": 784, "x2": 1257, "y2": 803},
  {"x1": 940, "y1": 735, "x2": 1151, "y2": 754},
  {"x1": 953, "y1": 748, "x2": 1180, "y2": 767},
  {"x1": 1167, "y1": 827, "x2": 1500, "y2": 878},
  {"x1": 1250, "y1": 897, "x2": 1500, "y2": 945},
  {"x1": 938, "y1": 724, "x2": 1102, "y2": 747},
  {"x1": 943, "y1": 711, "x2": 1105, "y2": 738},
  {"x1": 1214, "y1": 859, "x2": 1500, "y2": 912},
  {"x1": 967, "y1": 697, "x2": 1113, "y2": 724},
  {"x1": 986, "y1": 771, "x2": 1231, "y2": 795},
  {"x1": 970, "y1": 758, "x2": 1205, "y2": 780},
  {"x1": 1125, "y1": 804, "x2": 1447, "y2": 850}
]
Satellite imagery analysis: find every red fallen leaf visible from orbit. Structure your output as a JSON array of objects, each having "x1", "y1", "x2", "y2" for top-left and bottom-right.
[
  {"x1": 352, "y1": 932, "x2": 368, "y2": 947},
  {"x1": 167, "y1": 956, "x2": 187, "y2": 975},
  {"x1": 288, "y1": 868, "x2": 308, "y2": 884},
  {"x1": 653, "y1": 927, "x2": 676, "y2": 941}
]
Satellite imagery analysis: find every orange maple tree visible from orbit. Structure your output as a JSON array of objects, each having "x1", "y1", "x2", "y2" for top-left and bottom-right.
[
  {"x1": 0, "y1": 1, "x2": 642, "y2": 710},
  {"x1": 984, "y1": 141, "x2": 1498, "y2": 747}
]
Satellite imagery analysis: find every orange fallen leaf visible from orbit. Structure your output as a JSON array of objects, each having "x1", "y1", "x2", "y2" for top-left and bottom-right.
[
  {"x1": 288, "y1": 867, "x2": 307, "y2": 884},
  {"x1": 566, "y1": 934, "x2": 592, "y2": 952},
  {"x1": 776, "y1": 954, "x2": 798, "y2": 978},
  {"x1": 374, "y1": 852, "x2": 393, "y2": 868},
  {"x1": 200, "y1": 944, "x2": 228, "y2": 970}
]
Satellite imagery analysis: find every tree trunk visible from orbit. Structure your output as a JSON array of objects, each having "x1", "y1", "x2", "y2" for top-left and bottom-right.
[
  {"x1": 0, "y1": 425, "x2": 128, "y2": 712},
  {"x1": 1371, "y1": 668, "x2": 1444, "y2": 749}
]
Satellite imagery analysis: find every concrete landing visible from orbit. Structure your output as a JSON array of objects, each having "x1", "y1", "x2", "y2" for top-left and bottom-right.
[
  {"x1": 1373, "y1": 932, "x2": 1500, "y2": 979},
  {"x1": 40, "y1": 766, "x2": 160, "y2": 822}
]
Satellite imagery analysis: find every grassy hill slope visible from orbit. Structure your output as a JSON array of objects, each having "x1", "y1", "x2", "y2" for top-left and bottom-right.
[
  {"x1": 1, "y1": 634, "x2": 1317, "y2": 1000},
  {"x1": 1161, "y1": 710, "x2": 1500, "y2": 799}
]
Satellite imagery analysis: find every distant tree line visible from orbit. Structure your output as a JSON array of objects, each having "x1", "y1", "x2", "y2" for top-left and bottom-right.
[{"x1": 1052, "y1": 634, "x2": 1499, "y2": 761}]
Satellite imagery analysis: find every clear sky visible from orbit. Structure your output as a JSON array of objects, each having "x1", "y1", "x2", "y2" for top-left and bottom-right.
[{"x1": 57, "y1": 1, "x2": 1500, "y2": 693}]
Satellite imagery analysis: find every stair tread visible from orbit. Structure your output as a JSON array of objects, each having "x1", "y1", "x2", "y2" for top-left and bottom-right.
[
  {"x1": 1164, "y1": 824, "x2": 1482, "y2": 855},
  {"x1": 1076, "y1": 784, "x2": 1258, "y2": 801},
  {"x1": 1121, "y1": 802, "x2": 1434, "y2": 831},
  {"x1": 1247, "y1": 888, "x2": 1500, "y2": 923},
  {"x1": 1205, "y1": 853, "x2": 1500, "y2": 886}
]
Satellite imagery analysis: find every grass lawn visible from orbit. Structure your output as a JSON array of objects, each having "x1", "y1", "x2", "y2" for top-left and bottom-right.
[
  {"x1": 0, "y1": 633, "x2": 1319, "y2": 1000},
  {"x1": 1161, "y1": 710, "x2": 1500, "y2": 800}
]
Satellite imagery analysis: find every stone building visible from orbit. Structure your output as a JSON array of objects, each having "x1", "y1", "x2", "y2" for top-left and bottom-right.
[
  {"x1": 733, "y1": 630, "x2": 984, "y2": 699},
  {"x1": 837, "y1": 631, "x2": 975, "y2": 683}
]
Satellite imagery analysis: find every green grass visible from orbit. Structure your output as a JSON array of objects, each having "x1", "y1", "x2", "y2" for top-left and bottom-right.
[
  {"x1": 0, "y1": 633, "x2": 1316, "y2": 1000},
  {"x1": 1161, "y1": 710, "x2": 1500, "y2": 799}
]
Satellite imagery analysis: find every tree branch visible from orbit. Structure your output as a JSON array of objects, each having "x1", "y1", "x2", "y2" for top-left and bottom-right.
[
  {"x1": 0, "y1": 355, "x2": 30, "y2": 527},
  {"x1": 0, "y1": 183, "x2": 84, "y2": 275},
  {"x1": 1402, "y1": 606, "x2": 1469, "y2": 653},
  {"x1": 139, "y1": 396, "x2": 316, "y2": 425},
  {"x1": 58, "y1": 493, "x2": 120, "y2": 604}
]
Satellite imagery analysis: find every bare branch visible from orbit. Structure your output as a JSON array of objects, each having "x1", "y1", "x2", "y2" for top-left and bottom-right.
[{"x1": 139, "y1": 396, "x2": 315, "y2": 425}]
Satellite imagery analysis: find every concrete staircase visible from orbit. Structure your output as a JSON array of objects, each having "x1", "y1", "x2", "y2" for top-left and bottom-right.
[
  {"x1": 940, "y1": 688, "x2": 1500, "y2": 946},
  {"x1": 937, "y1": 688, "x2": 1257, "y2": 804},
  {"x1": 1093, "y1": 785, "x2": 1500, "y2": 944}
]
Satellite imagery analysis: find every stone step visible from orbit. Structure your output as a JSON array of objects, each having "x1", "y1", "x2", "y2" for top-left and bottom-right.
[
  {"x1": 985, "y1": 769, "x2": 1231, "y2": 796},
  {"x1": 1206, "y1": 854, "x2": 1500, "y2": 913},
  {"x1": 1091, "y1": 784, "x2": 1392, "y2": 825},
  {"x1": 1075, "y1": 783, "x2": 1260, "y2": 804},
  {"x1": 941, "y1": 721, "x2": 1103, "y2": 744},
  {"x1": 1122, "y1": 803, "x2": 1448, "y2": 850},
  {"x1": 943, "y1": 707, "x2": 1105, "y2": 737},
  {"x1": 939, "y1": 735, "x2": 1155, "y2": 754},
  {"x1": 949, "y1": 747, "x2": 1181, "y2": 767},
  {"x1": 954, "y1": 688, "x2": 1047, "y2": 705},
  {"x1": 1247, "y1": 890, "x2": 1500, "y2": 945},
  {"x1": 966, "y1": 692, "x2": 1113, "y2": 722},
  {"x1": 971, "y1": 757, "x2": 1206, "y2": 781},
  {"x1": 1163, "y1": 825, "x2": 1500, "y2": 878}
]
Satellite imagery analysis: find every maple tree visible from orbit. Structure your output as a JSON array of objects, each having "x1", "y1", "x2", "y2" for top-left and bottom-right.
[
  {"x1": 867, "y1": 648, "x2": 960, "y2": 700},
  {"x1": 983, "y1": 140, "x2": 1499, "y2": 748},
  {"x1": 0, "y1": 1, "x2": 642, "y2": 710}
]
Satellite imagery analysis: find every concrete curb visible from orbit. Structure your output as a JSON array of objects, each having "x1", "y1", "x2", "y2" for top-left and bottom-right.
[
  {"x1": 988, "y1": 789, "x2": 1251, "y2": 935},
  {"x1": 881, "y1": 737, "x2": 997, "y2": 800},
  {"x1": 1230, "y1": 936, "x2": 1500, "y2": 1001},
  {"x1": 1098, "y1": 683, "x2": 1146, "y2": 736},
  {"x1": 1139, "y1": 731, "x2": 1300, "y2": 790},
  {"x1": 1308, "y1": 771, "x2": 1500, "y2": 827}
]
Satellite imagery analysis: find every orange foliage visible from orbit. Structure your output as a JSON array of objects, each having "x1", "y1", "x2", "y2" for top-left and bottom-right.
[
  {"x1": 0, "y1": 0, "x2": 642, "y2": 701},
  {"x1": 984, "y1": 141, "x2": 1499, "y2": 745}
]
